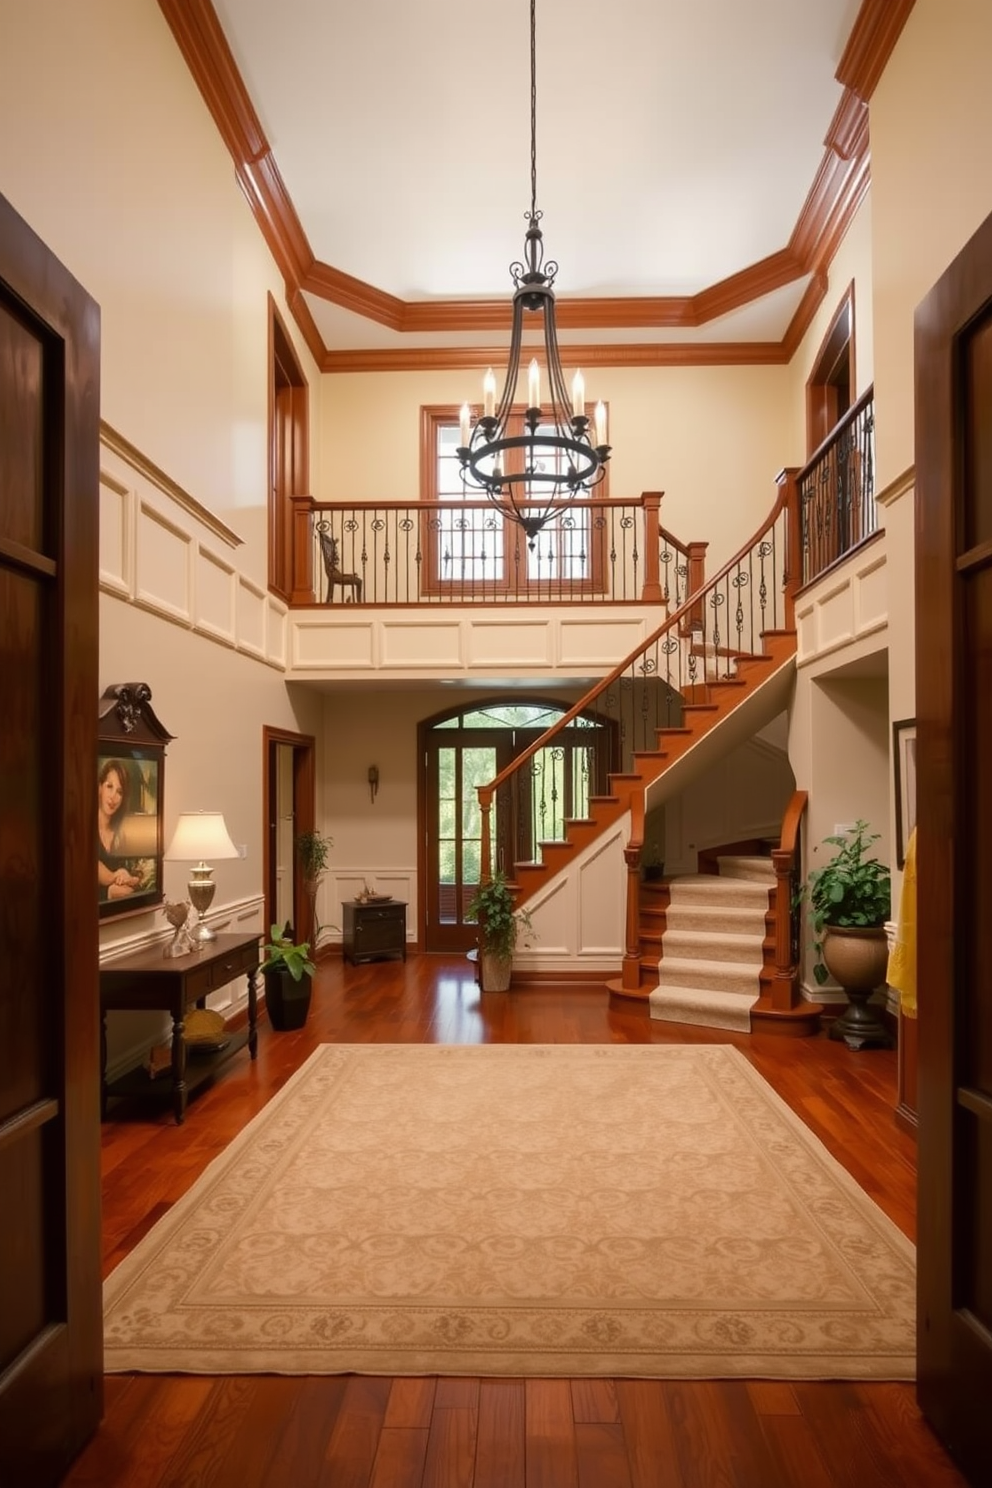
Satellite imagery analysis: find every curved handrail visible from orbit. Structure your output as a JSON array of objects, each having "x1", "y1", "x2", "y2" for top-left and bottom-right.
[{"x1": 477, "y1": 469, "x2": 801, "y2": 884}]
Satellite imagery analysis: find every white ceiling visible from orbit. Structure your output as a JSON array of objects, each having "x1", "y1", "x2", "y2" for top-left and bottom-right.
[{"x1": 209, "y1": 0, "x2": 864, "y2": 351}]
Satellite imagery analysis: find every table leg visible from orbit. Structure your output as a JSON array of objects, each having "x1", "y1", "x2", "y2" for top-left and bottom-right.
[
  {"x1": 100, "y1": 1011, "x2": 108, "y2": 1120},
  {"x1": 247, "y1": 967, "x2": 258, "y2": 1059},
  {"x1": 171, "y1": 1013, "x2": 187, "y2": 1124}
]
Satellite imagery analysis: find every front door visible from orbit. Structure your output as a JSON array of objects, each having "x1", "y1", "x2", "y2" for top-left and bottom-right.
[
  {"x1": 914, "y1": 206, "x2": 992, "y2": 1483},
  {"x1": 0, "y1": 193, "x2": 103, "y2": 1483}
]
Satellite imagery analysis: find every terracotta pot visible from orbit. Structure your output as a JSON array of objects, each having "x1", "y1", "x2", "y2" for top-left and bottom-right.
[{"x1": 822, "y1": 924, "x2": 889, "y2": 992}]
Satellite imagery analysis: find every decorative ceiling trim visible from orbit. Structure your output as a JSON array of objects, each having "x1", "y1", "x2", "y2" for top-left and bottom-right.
[
  {"x1": 319, "y1": 341, "x2": 792, "y2": 374},
  {"x1": 158, "y1": 0, "x2": 900, "y2": 370},
  {"x1": 836, "y1": 0, "x2": 917, "y2": 101}
]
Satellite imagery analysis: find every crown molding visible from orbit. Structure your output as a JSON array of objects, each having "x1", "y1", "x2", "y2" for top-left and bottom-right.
[
  {"x1": 159, "y1": 0, "x2": 886, "y2": 370},
  {"x1": 836, "y1": 0, "x2": 917, "y2": 101}
]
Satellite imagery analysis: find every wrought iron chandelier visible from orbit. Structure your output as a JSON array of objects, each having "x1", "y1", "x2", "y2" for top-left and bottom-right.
[{"x1": 456, "y1": 0, "x2": 611, "y2": 547}]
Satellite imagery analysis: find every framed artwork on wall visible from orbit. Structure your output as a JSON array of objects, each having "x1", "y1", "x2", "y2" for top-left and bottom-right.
[
  {"x1": 893, "y1": 717, "x2": 917, "y2": 869},
  {"x1": 97, "y1": 682, "x2": 174, "y2": 920}
]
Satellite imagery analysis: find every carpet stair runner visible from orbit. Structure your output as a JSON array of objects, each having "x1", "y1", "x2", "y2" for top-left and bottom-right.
[{"x1": 648, "y1": 855, "x2": 775, "y2": 1033}]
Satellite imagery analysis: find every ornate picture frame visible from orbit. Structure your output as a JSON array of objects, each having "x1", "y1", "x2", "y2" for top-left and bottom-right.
[
  {"x1": 97, "y1": 683, "x2": 174, "y2": 920},
  {"x1": 892, "y1": 717, "x2": 917, "y2": 869}
]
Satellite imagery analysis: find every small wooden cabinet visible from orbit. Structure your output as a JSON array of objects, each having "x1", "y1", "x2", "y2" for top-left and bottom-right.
[
  {"x1": 343, "y1": 900, "x2": 407, "y2": 965},
  {"x1": 100, "y1": 932, "x2": 260, "y2": 1123}
]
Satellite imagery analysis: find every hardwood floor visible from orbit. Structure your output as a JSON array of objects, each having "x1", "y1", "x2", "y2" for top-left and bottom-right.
[{"x1": 63, "y1": 956, "x2": 970, "y2": 1488}]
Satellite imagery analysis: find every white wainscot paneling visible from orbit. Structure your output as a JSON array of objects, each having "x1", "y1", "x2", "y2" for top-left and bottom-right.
[
  {"x1": 467, "y1": 619, "x2": 553, "y2": 668},
  {"x1": 195, "y1": 545, "x2": 237, "y2": 646},
  {"x1": 135, "y1": 500, "x2": 192, "y2": 623},
  {"x1": 525, "y1": 875, "x2": 571, "y2": 956},
  {"x1": 558, "y1": 617, "x2": 645, "y2": 667},
  {"x1": 576, "y1": 827, "x2": 625, "y2": 956},
  {"x1": 796, "y1": 600, "x2": 817, "y2": 664},
  {"x1": 266, "y1": 600, "x2": 288, "y2": 669},
  {"x1": 854, "y1": 554, "x2": 888, "y2": 632},
  {"x1": 293, "y1": 619, "x2": 375, "y2": 669},
  {"x1": 816, "y1": 580, "x2": 855, "y2": 652},
  {"x1": 99, "y1": 472, "x2": 131, "y2": 595},
  {"x1": 237, "y1": 575, "x2": 267, "y2": 659},
  {"x1": 380, "y1": 620, "x2": 463, "y2": 669}
]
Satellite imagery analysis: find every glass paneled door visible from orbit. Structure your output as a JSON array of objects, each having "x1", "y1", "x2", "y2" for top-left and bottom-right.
[{"x1": 423, "y1": 702, "x2": 607, "y2": 952}]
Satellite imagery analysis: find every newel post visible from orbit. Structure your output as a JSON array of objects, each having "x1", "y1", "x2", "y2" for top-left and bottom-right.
[
  {"x1": 778, "y1": 467, "x2": 802, "y2": 630},
  {"x1": 687, "y1": 541, "x2": 708, "y2": 630},
  {"x1": 641, "y1": 492, "x2": 664, "y2": 604},
  {"x1": 291, "y1": 495, "x2": 317, "y2": 605},
  {"x1": 479, "y1": 788, "x2": 494, "y2": 884},
  {"x1": 771, "y1": 846, "x2": 799, "y2": 1010}
]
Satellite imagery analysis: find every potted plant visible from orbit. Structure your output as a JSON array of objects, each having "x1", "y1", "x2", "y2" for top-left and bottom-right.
[
  {"x1": 296, "y1": 829, "x2": 333, "y2": 945},
  {"x1": 805, "y1": 820, "x2": 892, "y2": 1049},
  {"x1": 466, "y1": 871, "x2": 534, "y2": 992},
  {"x1": 260, "y1": 924, "x2": 316, "y2": 1031}
]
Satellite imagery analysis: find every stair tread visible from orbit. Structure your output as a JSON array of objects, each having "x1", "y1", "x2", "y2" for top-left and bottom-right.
[{"x1": 658, "y1": 954, "x2": 764, "y2": 975}]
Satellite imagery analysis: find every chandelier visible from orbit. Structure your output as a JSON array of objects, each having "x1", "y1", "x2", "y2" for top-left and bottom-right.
[{"x1": 456, "y1": 0, "x2": 611, "y2": 547}]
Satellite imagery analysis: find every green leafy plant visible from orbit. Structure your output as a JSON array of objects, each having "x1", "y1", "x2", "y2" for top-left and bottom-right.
[
  {"x1": 466, "y1": 871, "x2": 534, "y2": 960},
  {"x1": 805, "y1": 820, "x2": 891, "y2": 985},
  {"x1": 260, "y1": 924, "x2": 316, "y2": 983},
  {"x1": 296, "y1": 830, "x2": 332, "y2": 882}
]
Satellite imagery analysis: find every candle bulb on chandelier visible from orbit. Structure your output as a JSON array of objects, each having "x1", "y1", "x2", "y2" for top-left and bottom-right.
[
  {"x1": 483, "y1": 368, "x2": 496, "y2": 419},
  {"x1": 571, "y1": 369, "x2": 585, "y2": 419},
  {"x1": 594, "y1": 400, "x2": 608, "y2": 448},
  {"x1": 528, "y1": 358, "x2": 541, "y2": 410},
  {"x1": 459, "y1": 403, "x2": 471, "y2": 448}
]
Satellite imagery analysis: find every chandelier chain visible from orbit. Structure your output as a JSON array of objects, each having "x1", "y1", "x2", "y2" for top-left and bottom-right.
[{"x1": 530, "y1": 0, "x2": 538, "y2": 221}]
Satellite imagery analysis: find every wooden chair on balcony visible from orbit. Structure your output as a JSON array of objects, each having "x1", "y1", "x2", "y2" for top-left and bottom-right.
[{"x1": 317, "y1": 525, "x2": 362, "y2": 603}]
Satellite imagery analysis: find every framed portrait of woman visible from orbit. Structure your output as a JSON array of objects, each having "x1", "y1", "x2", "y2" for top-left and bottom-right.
[{"x1": 97, "y1": 683, "x2": 174, "y2": 920}]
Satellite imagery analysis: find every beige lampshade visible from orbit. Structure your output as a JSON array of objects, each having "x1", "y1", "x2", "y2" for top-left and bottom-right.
[{"x1": 164, "y1": 812, "x2": 239, "y2": 863}]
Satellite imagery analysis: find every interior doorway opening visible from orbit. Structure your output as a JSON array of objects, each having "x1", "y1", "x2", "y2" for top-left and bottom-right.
[{"x1": 263, "y1": 727, "x2": 316, "y2": 945}]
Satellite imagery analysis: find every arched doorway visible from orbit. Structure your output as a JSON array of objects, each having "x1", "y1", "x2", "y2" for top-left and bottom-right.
[{"x1": 419, "y1": 699, "x2": 611, "y2": 952}]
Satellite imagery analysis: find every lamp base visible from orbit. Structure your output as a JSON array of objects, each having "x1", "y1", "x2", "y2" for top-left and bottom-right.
[{"x1": 187, "y1": 869, "x2": 217, "y2": 942}]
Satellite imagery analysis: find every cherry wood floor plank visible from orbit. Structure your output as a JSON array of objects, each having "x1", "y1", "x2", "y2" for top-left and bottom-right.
[
  {"x1": 368, "y1": 1427, "x2": 430, "y2": 1488},
  {"x1": 614, "y1": 1379, "x2": 687, "y2": 1488},
  {"x1": 383, "y1": 1377, "x2": 437, "y2": 1429},
  {"x1": 64, "y1": 954, "x2": 972, "y2": 1488},
  {"x1": 575, "y1": 1422, "x2": 634, "y2": 1488},
  {"x1": 524, "y1": 1378, "x2": 578, "y2": 1488},
  {"x1": 570, "y1": 1378, "x2": 621, "y2": 1423},
  {"x1": 473, "y1": 1380, "x2": 526, "y2": 1488},
  {"x1": 259, "y1": 1375, "x2": 350, "y2": 1488},
  {"x1": 318, "y1": 1375, "x2": 392, "y2": 1488},
  {"x1": 421, "y1": 1407, "x2": 478, "y2": 1488}
]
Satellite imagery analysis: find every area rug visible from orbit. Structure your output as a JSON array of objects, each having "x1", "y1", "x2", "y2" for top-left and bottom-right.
[{"x1": 103, "y1": 1043, "x2": 916, "y2": 1379}]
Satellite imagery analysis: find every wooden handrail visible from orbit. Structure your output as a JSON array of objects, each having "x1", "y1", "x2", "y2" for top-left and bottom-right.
[
  {"x1": 799, "y1": 384, "x2": 874, "y2": 480},
  {"x1": 478, "y1": 476, "x2": 798, "y2": 881}
]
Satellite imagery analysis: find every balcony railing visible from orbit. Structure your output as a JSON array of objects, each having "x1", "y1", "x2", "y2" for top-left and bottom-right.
[
  {"x1": 299, "y1": 494, "x2": 703, "y2": 608},
  {"x1": 798, "y1": 387, "x2": 876, "y2": 587}
]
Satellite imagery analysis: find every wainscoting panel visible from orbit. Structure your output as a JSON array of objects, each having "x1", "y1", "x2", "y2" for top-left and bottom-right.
[{"x1": 195, "y1": 545, "x2": 237, "y2": 647}]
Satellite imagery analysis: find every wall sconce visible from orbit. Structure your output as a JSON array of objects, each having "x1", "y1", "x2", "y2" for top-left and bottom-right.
[
  {"x1": 368, "y1": 765, "x2": 379, "y2": 805},
  {"x1": 164, "y1": 810, "x2": 239, "y2": 941}
]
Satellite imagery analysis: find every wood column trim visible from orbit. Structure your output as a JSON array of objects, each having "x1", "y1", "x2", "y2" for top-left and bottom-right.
[{"x1": 641, "y1": 493, "x2": 664, "y2": 604}]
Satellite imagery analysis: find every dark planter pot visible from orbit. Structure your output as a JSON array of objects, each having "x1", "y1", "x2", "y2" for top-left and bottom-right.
[
  {"x1": 643, "y1": 862, "x2": 665, "y2": 882},
  {"x1": 823, "y1": 924, "x2": 892, "y2": 1051},
  {"x1": 263, "y1": 967, "x2": 313, "y2": 1031}
]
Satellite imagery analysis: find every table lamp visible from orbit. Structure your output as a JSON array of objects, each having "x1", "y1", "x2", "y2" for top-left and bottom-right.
[{"x1": 164, "y1": 811, "x2": 239, "y2": 942}]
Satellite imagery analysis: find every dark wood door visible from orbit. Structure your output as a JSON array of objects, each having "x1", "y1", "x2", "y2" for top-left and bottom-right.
[
  {"x1": 0, "y1": 192, "x2": 102, "y2": 1484},
  {"x1": 915, "y1": 206, "x2": 992, "y2": 1485}
]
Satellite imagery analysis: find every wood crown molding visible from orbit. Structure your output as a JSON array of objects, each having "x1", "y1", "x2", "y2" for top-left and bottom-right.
[
  {"x1": 837, "y1": 0, "x2": 917, "y2": 102},
  {"x1": 159, "y1": 0, "x2": 883, "y2": 369},
  {"x1": 875, "y1": 464, "x2": 915, "y2": 508}
]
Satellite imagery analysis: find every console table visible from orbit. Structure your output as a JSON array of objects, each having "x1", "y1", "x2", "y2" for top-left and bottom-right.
[
  {"x1": 100, "y1": 932, "x2": 260, "y2": 1124},
  {"x1": 343, "y1": 900, "x2": 407, "y2": 965}
]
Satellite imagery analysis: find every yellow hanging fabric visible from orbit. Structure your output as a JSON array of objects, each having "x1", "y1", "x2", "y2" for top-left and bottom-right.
[{"x1": 886, "y1": 826, "x2": 917, "y2": 1018}]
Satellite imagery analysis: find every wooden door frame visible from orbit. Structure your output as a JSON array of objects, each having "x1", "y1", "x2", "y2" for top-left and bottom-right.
[
  {"x1": 914, "y1": 205, "x2": 992, "y2": 1483},
  {"x1": 0, "y1": 189, "x2": 102, "y2": 1486},
  {"x1": 262, "y1": 726, "x2": 316, "y2": 948}
]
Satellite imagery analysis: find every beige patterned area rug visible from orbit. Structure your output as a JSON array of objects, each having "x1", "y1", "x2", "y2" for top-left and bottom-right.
[{"x1": 103, "y1": 1043, "x2": 916, "y2": 1379}]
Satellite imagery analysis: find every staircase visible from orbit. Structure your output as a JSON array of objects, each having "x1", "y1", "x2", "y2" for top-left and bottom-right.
[
  {"x1": 476, "y1": 472, "x2": 818, "y2": 1033},
  {"x1": 647, "y1": 856, "x2": 775, "y2": 1032}
]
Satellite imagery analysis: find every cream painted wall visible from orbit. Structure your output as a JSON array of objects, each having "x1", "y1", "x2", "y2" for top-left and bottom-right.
[
  {"x1": 319, "y1": 362, "x2": 793, "y2": 567},
  {"x1": 0, "y1": 0, "x2": 321, "y2": 574},
  {"x1": 871, "y1": 0, "x2": 992, "y2": 487}
]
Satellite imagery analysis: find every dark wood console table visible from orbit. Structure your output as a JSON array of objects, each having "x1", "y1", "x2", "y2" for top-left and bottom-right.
[
  {"x1": 100, "y1": 932, "x2": 260, "y2": 1124},
  {"x1": 343, "y1": 899, "x2": 407, "y2": 965}
]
